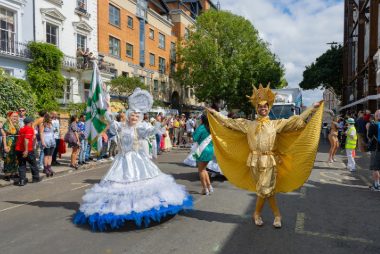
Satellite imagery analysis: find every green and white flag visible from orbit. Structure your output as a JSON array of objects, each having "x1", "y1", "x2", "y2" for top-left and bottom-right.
[{"x1": 85, "y1": 62, "x2": 109, "y2": 154}]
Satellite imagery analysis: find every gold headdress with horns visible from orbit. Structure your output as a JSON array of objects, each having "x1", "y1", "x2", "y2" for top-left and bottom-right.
[{"x1": 246, "y1": 83, "x2": 276, "y2": 109}]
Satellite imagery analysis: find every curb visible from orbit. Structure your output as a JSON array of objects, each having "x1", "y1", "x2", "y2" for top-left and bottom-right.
[{"x1": 0, "y1": 160, "x2": 112, "y2": 188}]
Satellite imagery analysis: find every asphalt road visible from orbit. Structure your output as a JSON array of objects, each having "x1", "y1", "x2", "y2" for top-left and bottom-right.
[{"x1": 0, "y1": 144, "x2": 379, "y2": 254}]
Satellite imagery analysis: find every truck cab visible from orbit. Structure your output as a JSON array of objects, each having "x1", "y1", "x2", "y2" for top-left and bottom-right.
[{"x1": 269, "y1": 88, "x2": 302, "y2": 120}]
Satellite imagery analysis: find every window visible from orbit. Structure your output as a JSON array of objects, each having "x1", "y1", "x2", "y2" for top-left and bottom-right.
[
  {"x1": 154, "y1": 80, "x2": 159, "y2": 92},
  {"x1": 158, "y1": 33, "x2": 165, "y2": 49},
  {"x1": 149, "y1": 29, "x2": 154, "y2": 40},
  {"x1": 184, "y1": 27, "x2": 190, "y2": 39},
  {"x1": 139, "y1": 76, "x2": 145, "y2": 84},
  {"x1": 159, "y1": 57, "x2": 166, "y2": 74},
  {"x1": 170, "y1": 42, "x2": 176, "y2": 61},
  {"x1": 149, "y1": 53, "x2": 155, "y2": 66},
  {"x1": 77, "y1": 34, "x2": 87, "y2": 51},
  {"x1": 122, "y1": 71, "x2": 129, "y2": 77},
  {"x1": 127, "y1": 16, "x2": 133, "y2": 28},
  {"x1": 126, "y1": 43, "x2": 133, "y2": 58},
  {"x1": 136, "y1": 0, "x2": 147, "y2": 19},
  {"x1": 46, "y1": 23, "x2": 58, "y2": 46},
  {"x1": 109, "y1": 36, "x2": 120, "y2": 57},
  {"x1": 65, "y1": 79, "x2": 71, "y2": 101},
  {"x1": 161, "y1": 81, "x2": 166, "y2": 92},
  {"x1": 109, "y1": 4, "x2": 120, "y2": 27},
  {"x1": 84, "y1": 82, "x2": 90, "y2": 101},
  {"x1": 0, "y1": 7, "x2": 15, "y2": 52}
]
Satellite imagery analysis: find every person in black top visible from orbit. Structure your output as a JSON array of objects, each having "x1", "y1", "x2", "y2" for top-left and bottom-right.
[{"x1": 367, "y1": 110, "x2": 380, "y2": 191}]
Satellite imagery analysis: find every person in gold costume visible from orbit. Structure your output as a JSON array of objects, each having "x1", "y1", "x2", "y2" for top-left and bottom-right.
[{"x1": 207, "y1": 84, "x2": 323, "y2": 228}]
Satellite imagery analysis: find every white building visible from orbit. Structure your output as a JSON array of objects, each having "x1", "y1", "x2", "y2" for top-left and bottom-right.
[
  {"x1": 0, "y1": 0, "x2": 34, "y2": 79},
  {"x1": 34, "y1": 0, "x2": 114, "y2": 104}
]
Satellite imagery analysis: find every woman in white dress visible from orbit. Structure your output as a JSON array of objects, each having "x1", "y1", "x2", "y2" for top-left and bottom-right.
[{"x1": 73, "y1": 89, "x2": 193, "y2": 231}]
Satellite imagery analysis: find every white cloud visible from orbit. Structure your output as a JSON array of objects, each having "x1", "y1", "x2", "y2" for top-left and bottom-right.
[{"x1": 220, "y1": 0, "x2": 343, "y2": 105}]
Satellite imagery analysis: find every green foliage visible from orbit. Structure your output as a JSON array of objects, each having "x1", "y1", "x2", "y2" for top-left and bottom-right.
[
  {"x1": 110, "y1": 76, "x2": 148, "y2": 106},
  {"x1": 27, "y1": 42, "x2": 65, "y2": 111},
  {"x1": 299, "y1": 45, "x2": 343, "y2": 96},
  {"x1": 153, "y1": 99, "x2": 166, "y2": 107},
  {"x1": 66, "y1": 102, "x2": 86, "y2": 116},
  {"x1": 174, "y1": 10, "x2": 285, "y2": 114},
  {"x1": 0, "y1": 69, "x2": 37, "y2": 117}
]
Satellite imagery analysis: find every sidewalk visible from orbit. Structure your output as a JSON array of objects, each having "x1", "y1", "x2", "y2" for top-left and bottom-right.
[
  {"x1": 0, "y1": 147, "x2": 112, "y2": 188},
  {"x1": 319, "y1": 137, "x2": 373, "y2": 187}
]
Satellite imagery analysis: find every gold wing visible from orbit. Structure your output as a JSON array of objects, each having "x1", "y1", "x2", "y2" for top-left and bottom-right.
[{"x1": 208, "y1": 104, "x2": 323, "y2": 193}]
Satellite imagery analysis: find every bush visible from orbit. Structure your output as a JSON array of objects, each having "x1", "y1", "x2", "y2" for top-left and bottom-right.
[
  {"x1": 0, "y1": 69, "x2": 37, "y2": 117},
  {"x1": 27, "y1": 42, "x2": 65, "y2": 111}
]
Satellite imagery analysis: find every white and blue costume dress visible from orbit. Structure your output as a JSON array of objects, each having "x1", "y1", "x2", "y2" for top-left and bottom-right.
[{"x1": 73, "y1": 122, "x2": 193, "y2": 231}]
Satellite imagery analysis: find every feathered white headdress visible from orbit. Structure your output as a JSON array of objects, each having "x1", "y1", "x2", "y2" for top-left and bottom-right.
[{"x1": 128, "y1": 88, "x2": 153, "y2": 113}]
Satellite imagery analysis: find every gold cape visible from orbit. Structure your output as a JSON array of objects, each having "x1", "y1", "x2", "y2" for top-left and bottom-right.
[{"x1": 208, "y1": 104, "x2": 323, "y2": 193}]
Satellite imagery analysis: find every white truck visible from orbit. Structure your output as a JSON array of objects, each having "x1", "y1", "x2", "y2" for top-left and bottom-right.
[{"x1": 269, "y1": 88, "x2": 302, "y2": 120}]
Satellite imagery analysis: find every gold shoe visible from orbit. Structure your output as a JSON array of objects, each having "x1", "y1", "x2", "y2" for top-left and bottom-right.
[
  {"x1": 252, "y1": 213, "x2": 264, "y2": 226},
  {"x1": 273, "y1": 216, "x2": 282, "y2": 228}
]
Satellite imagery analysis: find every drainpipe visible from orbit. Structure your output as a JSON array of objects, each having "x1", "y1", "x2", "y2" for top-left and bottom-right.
[{"x1": 32, "y1": 0, "x2": 36, "y2": 41}]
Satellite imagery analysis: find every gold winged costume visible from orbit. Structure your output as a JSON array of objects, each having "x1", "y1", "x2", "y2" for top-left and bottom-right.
[{"x1": 208, "y1": 85, "x2": 323, "y2": 198}]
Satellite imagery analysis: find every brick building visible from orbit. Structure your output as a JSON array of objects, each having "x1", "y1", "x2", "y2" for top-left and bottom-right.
[
  {"x1": 341, "y1": 0, "x2": 380, "y2": 113},
  {"x1": 98, "y1": 0, "x2": 217, "y2": 112}
]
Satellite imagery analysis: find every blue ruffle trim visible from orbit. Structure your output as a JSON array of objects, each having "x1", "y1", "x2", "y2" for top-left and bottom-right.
[{"x1": 73, "y1": 196, "x2": 193, "y2": 231}]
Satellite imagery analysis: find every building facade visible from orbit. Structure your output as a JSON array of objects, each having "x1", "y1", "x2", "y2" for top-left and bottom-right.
[
  {"x1": 0, "y1": 0, "x2": 33, "y2": 79},
  {"x1": 98, "y1": 0, "x2": 216, "y2": 112},
  {"x1": 33, "y1": 0, "x2": 105, "y2": 105},
  {"x1": 342, "y1": 0, "x2": 379, "y2": 113}
]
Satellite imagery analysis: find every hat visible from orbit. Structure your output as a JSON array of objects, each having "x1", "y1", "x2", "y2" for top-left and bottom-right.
[
  {"x1": 23, "y1": 116, "x2": 34, "y2": 124},
  {"x1": 346, "y1": 118, "x2": 355, "y2": 124},
  {"x1": 246, "y1": 83, "x2": 276, "y2": 110}
]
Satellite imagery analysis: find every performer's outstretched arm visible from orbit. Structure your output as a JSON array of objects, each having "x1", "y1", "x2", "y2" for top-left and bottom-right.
[
  {"x1": 207, "y1": 109, "x2": 250, "y2": 134},
  {"x1": 274, "y1": 102, "x2": 321, "y2": 133}
]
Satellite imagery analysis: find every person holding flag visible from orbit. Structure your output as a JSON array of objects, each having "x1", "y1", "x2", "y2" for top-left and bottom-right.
[{"x1": 73, "y1": 86, "x2": 193, "y2": 231}]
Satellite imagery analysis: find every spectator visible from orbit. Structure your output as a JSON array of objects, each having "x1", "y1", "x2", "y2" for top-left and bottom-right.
[
  {"x1": 83, "y1": 48, "x2": 90, "y2": 68},
  {"x1": 1, "y1": 111, "x2": 19, "y2": 181},
  {"x1": 368, "y1": 110, "x2": 380, "y2": 191},
  {"x1": 34, "y1": 110, "x2": 46, "y2": 170},
  {"x1": 155, "y1": 114, "x2": 163, "y2": 154},
  {"x1": 76, "y1": 48, "x2": 85, "y2": 69},
  {"x1": 51, "y1": 111, "x2": 61, "y2": 165},
  {"x1": 15, "y1": 117, "x2": 40, "y2": 186},
  {"x1": 40, "y1": 113, "x2": 56, "y2": 177},
  {"x1": 356, "y1": 111, "x2": 368, "y2": 152},
  {"x1": 67, "y1": 115, "x2": 80, "y2": 169},
  {"x1": 345, "y1": 118, "x2": 357, "y2": 172},
  {"x1": 18, "y1": 107, "x2": 27, "y2": 128},
  {"x1": 179, "y1": 114, "x2": 186, "y2": 147},
  {"x1": 108, "y1": 116, "x2": 118, "y2": 160},
  {"x1": 77, "y1": 114, "x2": 88, "y2": 165},
  {"x1": 186, "y1": 115, "x2": 195, "y2": 144},
  {"x1": 173, "y1": 115, "x2": 180, "y2": 146}
]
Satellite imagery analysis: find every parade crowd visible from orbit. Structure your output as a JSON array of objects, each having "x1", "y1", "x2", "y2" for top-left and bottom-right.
[
  {"x1": 326, "y1": 109, "x2": 380, "y2": 191},
  {"x1": 0, "y1": 107, "x2": 199, "y2": 187}
]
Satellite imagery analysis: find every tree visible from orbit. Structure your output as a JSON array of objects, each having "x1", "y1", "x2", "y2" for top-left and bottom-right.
[
  {"x1": 110, "y1": 76, "x2": 147, "y2": 106},
  {"x1": 0, "y1": 69, "x2": 37, "y2": 117},
  {"x1": 174, "y1": 10, "x2": 285, "y2": 114},
  {"x1": 299, "y1": 45, "x2": 343, "y2": 96},
  {"x1": 27, "y1": 42, "x2": 65, "y2": 111}
]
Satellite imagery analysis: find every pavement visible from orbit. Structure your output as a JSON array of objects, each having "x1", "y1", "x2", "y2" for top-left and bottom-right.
[
  {"x1": 0, "y1": 141, "x2": 379, "y2": 254},
  {"x1": 0, "y1": 148, "x2": 112, "y2": 187}
]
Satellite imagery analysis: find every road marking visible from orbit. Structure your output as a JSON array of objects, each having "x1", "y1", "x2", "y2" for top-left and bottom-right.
[
  {"x1": 295, "y1": 212, "x2": 373, "y2": 244},
  {"x1": 71, "y1": 184, "x2": 90, "y2": 191},
  {"x1": 300, "y1": 187, "x2": 306, "y2": 199},
  {"x1": 0, "y1": 199, "x2": 40, "y2": 213},
  {"x1": 319, "y1": 179, "x2": 368, "y2": 189}
]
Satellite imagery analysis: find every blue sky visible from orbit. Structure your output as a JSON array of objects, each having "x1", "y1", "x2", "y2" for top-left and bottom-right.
[{"x1": 220, "y1": 0, "x2": 344, "y2": 105}]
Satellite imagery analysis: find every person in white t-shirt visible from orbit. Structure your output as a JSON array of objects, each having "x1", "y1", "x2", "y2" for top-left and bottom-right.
[{"x1": 186, "y1": 116, "x2": 195, "y2": 144}]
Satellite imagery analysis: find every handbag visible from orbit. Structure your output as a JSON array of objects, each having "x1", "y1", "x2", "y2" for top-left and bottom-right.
[
  {"x1": 64, "y1": 131, "x2": 77, "y2": 144},
  {"x1": 58, "y1": 138, "x2": 66, "y2": 155}
]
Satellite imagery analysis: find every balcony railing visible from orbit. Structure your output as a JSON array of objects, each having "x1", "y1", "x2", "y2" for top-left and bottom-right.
[
  {"x1": 62, "y1": 54, "x2": 117, "y2": 76},
  {"x1": 0, "y1": 41, "x2": 31, "y2": 59}
]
